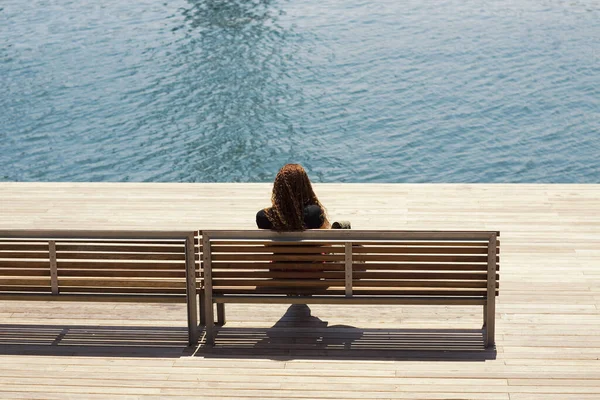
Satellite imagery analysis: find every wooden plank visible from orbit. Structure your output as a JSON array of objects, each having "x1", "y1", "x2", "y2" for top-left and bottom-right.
[
  {"x1": 213, "y1": 296, "x2": 486, "y2": 305},
  {"x1": 54, "y1": 269, "x2": 185, "y2": 278},
  {"x1": 0, "y1": 243, "x2": 49, "y2": 251},
  {"x1": 53, "y1": 261, "x2": 185, "y2": 269},
  {"x1": 212, "y1": 279, "x2": 344, "y2": 287},
  {"x1": 350, "y1": 262, "x2": 497, "y2": 271},
  {"x1": 352, "y1": 246, "x2": 490, "y2": 254},
  {"x1": 0, "y1": 294, "x2": 185, "y2": 302},
  {"x1": 0, "y1": 278, "x2": 52, "y2": 285},
  {"x1": 49, "y1": 240, "x2": 58, "y2": 295},
  {"x1": 210, "y1": 287, "x2": 496, "y2": 296},
  {"x1": 353, "y1": 241, "x2": 496, "y2": 247},
  {"x1": 210, "y1": 279, "x2": 491, "y2": 289},
  {"x1": 0, "y1": 261, "x2": 61, "y2": 268},
  {"x1": 0, "y1": 278, "x2": 186, "y2": 288},
  {"x1": 0, "y1": 269, "x2": 49, "y2": 276},
  {"x1": 203, "y1": 230, "x2": 496, "y2": 241},
  {"x1": 345, "y1": 242, "x2": 352, "y2": 297},
  {"x1": 55, "y1": 252, "x2": 185, "y2": 260},
  {"x1": 0, "y1": 286, "x2": 51, "y2": 293},
  {"x1": 0, "y1": 251, "x2": 50, "y2": 258},
  {"x1": 0, "y1": 230, "x2": 193, "y2": 240},
  {"x1": 353, "y1": 254, "x2": 495, "y2": 262},
  {"x1": 351, "y1": 272, "x2": 492, "y2": 280},
  {"x1": 352, "y1": 280, "x2": 491, "y2": 288},
  {"x1": 22, "y1": 287, "x2": 187, "y2": 294},
  {"x1": 212, "y1": 245, "x2": 345, "y2": 254},
  {"x1": 211, "y1": 254, "x2": 344, "y2": 262},
  {"x1": 210, "y1": 262, "x2": 346, "y2": 270},
  {"x1": 211, "y1": 271, "x2": 345, "y2": 279},
  {"x1": 57, "y1": 244, "x2": 184, "y2": 252}
]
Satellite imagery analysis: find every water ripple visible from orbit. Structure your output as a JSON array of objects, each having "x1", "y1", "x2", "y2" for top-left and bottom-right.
[{"x1": 0, "y1": 0, "x2": 598, "y2": 182}]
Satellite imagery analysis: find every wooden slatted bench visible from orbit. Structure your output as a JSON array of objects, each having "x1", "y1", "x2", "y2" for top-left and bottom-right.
[
  {"x1": 0, "y1": 230, "x2": 199, "y2": 345},
  {"x1": 200, "y1": 230, "x2": 500, "y2": 348}
]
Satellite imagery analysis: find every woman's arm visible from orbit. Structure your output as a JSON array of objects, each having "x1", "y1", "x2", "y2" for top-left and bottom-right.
[
  {"x1": 256, "y1": 209, "x2": 273, "y2": 229},
  {"x1": 304, "y1": 204, "x2": 330, "y2": 229}
]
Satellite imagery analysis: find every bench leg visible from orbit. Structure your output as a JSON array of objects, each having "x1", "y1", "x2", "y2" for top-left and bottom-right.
[
  {"x1": 483, "y1": 305, "x2": 487, "y2": 328},
  {"x1": 187, "y1": 306, "x2": 199, "y2": 347},
  {"x1": 483, "y1": 305, "x2": 488, "y2": 347},
  {"x1": 217, "y1": 303, "x2": 226, "y2": 326},
  {"x1": 484, "y1": 303, "x2": 495, "y2": 348},
  {"x1": 199, "y1": 290, "x2": 206, "y2": 326},
  {"x1": 204, "y1": 295, "x2": 215, "y2": 347}
]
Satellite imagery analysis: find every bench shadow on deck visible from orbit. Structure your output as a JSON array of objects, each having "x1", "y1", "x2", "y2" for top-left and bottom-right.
[
  {"x1": 0, "y1": 305, "x2": 496, "y2": 361},
  {"x1": 203, "y1": 304, "x2": 496, "y2": 361},
  {"x1": 0, "y1": 324, "x2": 192, "y2": 358}
]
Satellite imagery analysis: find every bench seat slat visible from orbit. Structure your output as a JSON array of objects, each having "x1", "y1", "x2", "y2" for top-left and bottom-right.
[
  {"x1": 211, "y1": 262, "x2": 345, "y2": 270},
  {"x1": 211, "y1": 254, "x2": 344, "y2": 262},
  {"x1": 211, "y1": 245, "x2": 345, "y2": 254},
  {"x1": 212, "y1": 254, "x2": 496, "y2": 262},
  {"x1": 0, "y1": 286, "x2": 51, "y2": 292},
  {"x1": 0, "y1": 260, "x2": 186, "y2": 269},
  {"x1": 60, "y1": 279, "x2": 186, "y2": 288},
  {"x1": 0, "y1": 243, "x2": 49, "y2": 251},
  {"x1": 212, "y1": 295, "x2": 486, "y2": 306},
  {"x1": 209, "y1": 245, "x2": 495, "y2": 255},
  {"x1": 0, "y1": 269, "x2": 50, "y2": 276},
  {"x1": 208, "y1": 261, "x2": 497, "y2": 271},
  {"x1": 55, "y1": 252, "x2": 185, "y2": 261},
  {"x1": 210, "y1": 270, "x2": 494, "y2": 280},
  {"x1": 0, "y1": 277, "x2": 186, "y2": 288},
  {"x1": 56, "y1": 269, "x2": 186, "y2": 278},
  {"x1": 57, "y1": 244, "x2": 184, "y2": 253},
  {"x1": 350, "y1": 263, "x2": 498, "y2": 271},
  {"x1": 352, "y1": 241, "x2": 498, "y2": 247},
  {"x1": 0, "y1": 278, "x2": 51, "y2": 285},
  {"x1": 0, "y1": 293, "x2": 185, "y2": 302},
  {"x1": 212, "y1": 288, "x2": 495, "y2": 296},
  {"x1": 354, "y1": 271, "x2": 496, "y2": 280},
  {"x1": 0, "y1": 251, "x2": 49, "y2": 258},
  {"x1": 0, "y1": 261, "x2": 50, "y2": 268},
  {"x1": 0, "y1": 286, "x2": 186, "y2": 295},
  {"x1": 352, "y1": 246, "x2": 490, "y2": 254},
  {"x1": 213, "y1": 279, "x2": 345, "y2": 287},
  {"x1": 212, "y1": 271, "x2": 345, "y2": 279},
  {"x1": 212, "y1": 279, "x2": 492, "y2": 289},
  {"x1": 58, "y1": 287, "x2": 186, "y2": 295},
  {"x1": 354, "y1": 254, "x2": 497, "y2": 262}
]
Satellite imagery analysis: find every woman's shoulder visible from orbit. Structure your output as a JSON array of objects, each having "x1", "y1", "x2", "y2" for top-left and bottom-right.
[
  {"x1": 303, "y1": 204, "x2": 323, "y2": 215},
  {"x1": 303, "y1": 204, "x2": 325, "y2": 229}
]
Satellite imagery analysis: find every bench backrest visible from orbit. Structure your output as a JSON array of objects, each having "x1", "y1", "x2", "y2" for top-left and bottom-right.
[
  {"x1": 201, "y1": 230, "x2": 499, "y2": 300},
  {"x1": 0, "y1": 230, "x2": 197, "y2": 302}
]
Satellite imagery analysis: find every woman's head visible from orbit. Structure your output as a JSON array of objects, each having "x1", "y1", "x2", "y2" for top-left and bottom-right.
[{"x1": 267, "y1": 163, "x2": 325, "y2": 231}]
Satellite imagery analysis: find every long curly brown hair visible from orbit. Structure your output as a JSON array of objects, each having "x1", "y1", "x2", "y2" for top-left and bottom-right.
[{"x1": 264, "y1": 164, "x2": 328, "y2": 231}]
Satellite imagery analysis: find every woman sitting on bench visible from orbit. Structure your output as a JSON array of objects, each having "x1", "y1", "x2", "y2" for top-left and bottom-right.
[{"x1": 256, "y1": 163, "x2": 330, "y2": 230}]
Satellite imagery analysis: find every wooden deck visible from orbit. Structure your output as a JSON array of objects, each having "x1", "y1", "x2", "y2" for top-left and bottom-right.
[{"x1": 1, "y1": 183, "x2": 599, "y2": 399}]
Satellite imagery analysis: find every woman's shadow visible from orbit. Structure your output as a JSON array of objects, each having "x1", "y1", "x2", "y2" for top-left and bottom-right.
[{"x1": 253, "y1": 304, "x2": 363, "y2": 355}]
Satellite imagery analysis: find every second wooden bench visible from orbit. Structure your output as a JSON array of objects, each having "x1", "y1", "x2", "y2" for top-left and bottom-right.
[{"x1": 200, "y1": 230, "x2": 499, "y2": 348}]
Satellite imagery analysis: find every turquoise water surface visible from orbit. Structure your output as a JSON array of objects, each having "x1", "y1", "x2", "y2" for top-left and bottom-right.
[{"x1": 1, "y1": 0, "x2": 599, "y2": 182}]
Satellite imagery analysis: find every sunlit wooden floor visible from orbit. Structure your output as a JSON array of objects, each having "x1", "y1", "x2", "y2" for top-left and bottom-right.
[{"x1": 1, "y1": 183, "x2": 599, "y2": 399}]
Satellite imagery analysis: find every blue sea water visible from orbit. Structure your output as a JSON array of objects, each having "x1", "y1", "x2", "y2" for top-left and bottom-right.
[{"x1": 1, "y1": 0, "x2": 599, "y2": 182}]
